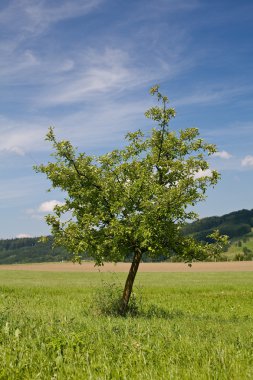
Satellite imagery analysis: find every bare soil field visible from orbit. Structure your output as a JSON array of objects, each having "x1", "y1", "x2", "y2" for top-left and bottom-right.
[{"x1": 0, "y1": 261, "x2": 253, "y2": 272}]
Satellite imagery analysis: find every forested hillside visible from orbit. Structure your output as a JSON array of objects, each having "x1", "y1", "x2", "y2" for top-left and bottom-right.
[
  {"x1": 0, "y1": 236, "x2": 70, "y2": 264},
  {"x1": 183, "y1": 209, "x2": 253, "y2": 241}
]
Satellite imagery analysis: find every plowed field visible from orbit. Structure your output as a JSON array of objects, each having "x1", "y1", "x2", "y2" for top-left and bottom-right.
[{"x1": 0, "y1": 261, "x2": 252, "y2": 272}]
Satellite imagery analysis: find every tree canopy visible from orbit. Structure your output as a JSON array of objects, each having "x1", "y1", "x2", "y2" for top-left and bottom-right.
[{"x1": 35, "y1": 86, "x2": 227, "y2": 314}]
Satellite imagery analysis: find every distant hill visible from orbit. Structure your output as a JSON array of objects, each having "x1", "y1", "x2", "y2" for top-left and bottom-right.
[
  {"x1": 182, "y1": 209, "x2": 253, "y2": 262},
  {"x1": 183, "y1": 209, "x2": 253, "y2": 242},
  {"x1": 0, "y1": 236, "x2": 70, "y2": 265},
  {"x1": 1, "y1": 208, "x2": 253, "y2": 264}
]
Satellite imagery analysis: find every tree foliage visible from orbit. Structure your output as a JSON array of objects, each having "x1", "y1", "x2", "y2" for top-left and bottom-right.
[{"x1": 35, "y1": 86, "x2": 227, "y2": 314}]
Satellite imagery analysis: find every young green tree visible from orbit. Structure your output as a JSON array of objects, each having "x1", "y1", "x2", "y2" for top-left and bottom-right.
[{"x1": 35, "y1": 86, "x2": 227, "y2": 315}]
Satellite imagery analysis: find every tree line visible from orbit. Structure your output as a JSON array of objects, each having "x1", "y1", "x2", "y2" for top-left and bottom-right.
[{"x1": 0, "y1": 236, "x2": 70, "y2": 264}]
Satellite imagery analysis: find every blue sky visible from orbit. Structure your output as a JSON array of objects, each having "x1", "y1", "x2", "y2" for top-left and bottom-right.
[{"x1": 1, "y1": 0, "x2": 253, "y2": 238}]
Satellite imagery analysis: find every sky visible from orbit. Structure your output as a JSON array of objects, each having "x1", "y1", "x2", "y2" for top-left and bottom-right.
[{"x1": 1, "y1": 0, "x2": 253, "y2": 239}]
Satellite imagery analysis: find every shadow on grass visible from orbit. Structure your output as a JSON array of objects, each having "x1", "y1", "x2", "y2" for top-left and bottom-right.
[
  {"x1": 89, "y1": 297, "x2": 185, "y2": 319},
  {"x1": 138, "y1": 305, "x2": 185, "y2": 319}
]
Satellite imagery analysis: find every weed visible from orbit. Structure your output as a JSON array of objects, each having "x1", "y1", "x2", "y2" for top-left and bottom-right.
[{"x1": 92, "y1": 274, "x2": 142, "y2": 316}]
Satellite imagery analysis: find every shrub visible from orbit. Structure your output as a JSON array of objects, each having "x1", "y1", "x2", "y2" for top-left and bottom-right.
[{"x1": 92, "y1": 276, "x2": 142, "y2": 317}]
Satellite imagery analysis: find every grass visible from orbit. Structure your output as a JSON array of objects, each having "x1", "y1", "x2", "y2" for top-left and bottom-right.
[
  {"x1": 225, "y1": 238, "x2": 253, "y2": 260},
  {"x1": 226, "y1": 232, "x2": 253, "y2": 260},
  {"x1": 0, "y1": 270, "x2": 253, "y2": 379}
]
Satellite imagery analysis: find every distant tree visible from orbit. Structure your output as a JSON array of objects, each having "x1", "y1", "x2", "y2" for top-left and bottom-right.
[
  {"x1": 243, "y1": 246, "x2": 252, "y2": 255},
  {"x1": 234, "y1": 253, "x2": 244, "y2": 261},
  {"x1": 35, "y1": 86, "x2": 227, "y2": 315}
]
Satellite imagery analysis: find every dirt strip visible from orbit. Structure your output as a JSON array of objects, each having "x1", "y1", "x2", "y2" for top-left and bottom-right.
[{"x1": 0, "y1": 261, "x2": 253, "y2": 272}]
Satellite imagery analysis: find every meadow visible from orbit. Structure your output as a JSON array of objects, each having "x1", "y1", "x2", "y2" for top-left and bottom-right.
[{"x1": 0, "y1": 269, "x2": 253, "y2": 379}]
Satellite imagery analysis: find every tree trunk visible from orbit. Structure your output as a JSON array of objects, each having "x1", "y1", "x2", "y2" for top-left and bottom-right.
[{"x1": 119, "y1": 248, "x2": 142, "y2": 315}]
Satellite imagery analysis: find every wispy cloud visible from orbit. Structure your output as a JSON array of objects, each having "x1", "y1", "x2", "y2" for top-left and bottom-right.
[
  {"x1": 38, "y1": 48, "x2": 138, "y2": 106},
  {"x1": 203, "y1": 121, "x2": 253, "y2": 139},
  {"x1": 0, "y1": 0, "x2": 103, "y2": 85},
  {"x1": 0, "y1": 0, "x2": 199, "y2": 106},
  {"x1": 0, "y1": 0, "x2": 103, "y2": 36},
  {"x1": 3, "y1": 146, "x2": 25, "y2": 156},
  {"x1": 0, "y1": 47, "x2": 40, "y2": 80},
  {"x1": 0, "y1": 96, "x2": 150, "y2": 156},
  {"x1": 35, "y1": 46, "x2": 190, "y2": 108},
  {"x1": 0, "y1": 116, "x2": 47, "y2": 155},
  {"x1": 174, "y1": 84, "x2": 253, "y2": 107}
]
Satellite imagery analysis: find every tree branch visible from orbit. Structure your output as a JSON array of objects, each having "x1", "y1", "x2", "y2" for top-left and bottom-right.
[{"x1": 63, "y1": 152, "x2": 114, "y2": 219}]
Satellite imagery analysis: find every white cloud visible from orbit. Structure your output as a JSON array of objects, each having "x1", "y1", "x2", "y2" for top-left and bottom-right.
[
  {"x1": 38, "y1": 200, "x2": 65, "y2": 213},
  {"x1": 213, "y1": 150, "x2": 232, "y2": 159},
  {"x1": 1, "y1": 146, "x2": 25, "y2": 156},
  {"x1": 16, "y1": 233, "x2": 32, "y2": 238},
  {"x1": 10, "y1": 146, "x2": 25, "y2": 156},
  {"x1": 241, "y1": 155, "x2": 253, "y2": 167},
  {"x1": 26, "y1": 200, "x2": 65, "y2": 221},
  {"x1": 193, "y1": 169, "x2": 213, "y2": 179}
]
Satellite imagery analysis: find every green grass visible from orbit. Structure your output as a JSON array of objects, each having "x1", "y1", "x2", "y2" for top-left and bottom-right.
[
  {"x1": 226, "y1": 232, "x2": 253, "y2": 260},
  {"x1": 0, "y1": 271, "x2": 253, "y2": 379}
]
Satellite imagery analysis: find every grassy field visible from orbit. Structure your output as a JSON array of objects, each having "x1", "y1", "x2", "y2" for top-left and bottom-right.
[
  {"x1": 0, "y1": 270, "x2": 253, "y2": 379},
  {"x1": 226, "y1": 234, "x2": 253, "y2": 260}
]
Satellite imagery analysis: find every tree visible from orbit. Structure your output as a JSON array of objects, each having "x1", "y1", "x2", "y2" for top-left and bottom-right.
[{"x1": 35, "y1": 86, "x2": 227, "y2": 315}]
